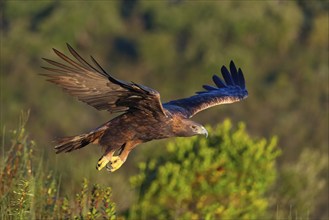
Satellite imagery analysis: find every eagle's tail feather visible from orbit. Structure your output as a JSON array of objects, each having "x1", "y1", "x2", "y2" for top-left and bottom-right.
[{"x1": 54, "y1": 128, "x2": 106, "y2": 154}]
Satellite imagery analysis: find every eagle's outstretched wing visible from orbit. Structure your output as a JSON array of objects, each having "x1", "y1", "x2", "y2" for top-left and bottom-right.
[
  {"x1": 163, "y1": 61, "x2": 248, "y2": 118},
  {"x1": 41, "y1": 44, "x2": 166, "y2": 116}
]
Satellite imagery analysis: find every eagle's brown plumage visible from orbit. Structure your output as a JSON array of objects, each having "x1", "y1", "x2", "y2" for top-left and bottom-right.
[{"x1": 42, "y1": 44, "x2": 248, "y2": 172}]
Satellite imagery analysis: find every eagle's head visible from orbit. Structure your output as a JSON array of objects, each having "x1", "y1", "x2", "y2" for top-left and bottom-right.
[{"x1": 173, "y1": 118, "x2": 208, "y2": 138}]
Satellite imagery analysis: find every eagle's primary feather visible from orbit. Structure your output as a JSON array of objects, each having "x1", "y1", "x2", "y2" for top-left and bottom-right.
[{"x1": 42, "y1": 44, "x2": 248, "y2": 172}]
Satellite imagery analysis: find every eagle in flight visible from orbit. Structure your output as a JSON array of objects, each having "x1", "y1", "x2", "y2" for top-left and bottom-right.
[{"x1": 42, "y1": 44, "x2": 248, "y2": 172}]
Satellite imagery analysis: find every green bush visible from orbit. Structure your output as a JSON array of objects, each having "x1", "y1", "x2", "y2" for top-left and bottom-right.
[
  {"x1": 129, "y1": 120, "x2": 280, "y2": 220},
  {"x1": 0, "y1": 114, "x2": 116, "y2": 219}
]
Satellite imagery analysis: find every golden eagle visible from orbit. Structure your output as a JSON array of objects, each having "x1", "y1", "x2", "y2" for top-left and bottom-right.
[{"x1": 42, "y1": 44, "x2": 248, "y2": 172}]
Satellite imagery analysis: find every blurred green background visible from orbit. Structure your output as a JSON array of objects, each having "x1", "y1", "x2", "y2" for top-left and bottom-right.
[{"x1": 1, "y1": 0, "x2": 328, "y2": 219}]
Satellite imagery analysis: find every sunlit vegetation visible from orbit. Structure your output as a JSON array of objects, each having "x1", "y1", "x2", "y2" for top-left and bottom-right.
[{"x1": 129, "y1": 121, "x2": 280, "y2": 219}]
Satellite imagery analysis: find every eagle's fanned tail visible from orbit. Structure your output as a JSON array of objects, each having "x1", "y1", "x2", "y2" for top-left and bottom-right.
[{"x1": 54, "y1": 128, "x2": 106, "y2": 154}]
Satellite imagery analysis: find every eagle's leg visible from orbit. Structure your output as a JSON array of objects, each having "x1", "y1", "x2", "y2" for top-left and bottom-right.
[{"x1": 96, "y1": 150, "x2": 115, "y2": 171}]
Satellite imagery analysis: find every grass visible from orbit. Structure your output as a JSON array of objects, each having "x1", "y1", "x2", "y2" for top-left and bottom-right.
[{"x1": 0, "y1": 113, "x2": 116, "y2": 219}]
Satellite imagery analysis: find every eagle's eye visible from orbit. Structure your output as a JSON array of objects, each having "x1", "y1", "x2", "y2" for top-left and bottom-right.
[{"x1": 191, "y1": 125, "x2": 197, "y2": 130}]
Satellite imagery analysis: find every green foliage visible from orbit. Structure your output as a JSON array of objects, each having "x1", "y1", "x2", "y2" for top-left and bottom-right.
[
  {"x1": 0, "y1": 114, "x2": 116, "y2": 219},
  {"x1": 129, "y1": 120, "x2": 280, "y2": 219}
]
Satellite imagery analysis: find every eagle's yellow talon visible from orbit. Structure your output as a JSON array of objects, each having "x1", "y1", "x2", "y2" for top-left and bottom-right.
[
  {"x1": 106, "y1": 156, "x2": 124, "y2": 172},
  {"x1": 96, "y1": 156, "x2": 109, "y2": 171}
]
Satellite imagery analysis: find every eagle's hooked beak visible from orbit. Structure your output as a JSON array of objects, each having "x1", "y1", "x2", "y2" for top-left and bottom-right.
[{"x1": 200, "y1": 126, "x2": 208, "y2": 138}]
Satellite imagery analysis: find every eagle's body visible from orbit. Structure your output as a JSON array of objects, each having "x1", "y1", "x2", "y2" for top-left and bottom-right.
[
  {"x1": 98, "y1": 111, "x2": 173, "y2": 149},
  {"x1": 42, "y1": 44, "x2": 248, "y2": 172},
  {"x1": 99, "y1": 109, "x2": 204, "y2": 144}
]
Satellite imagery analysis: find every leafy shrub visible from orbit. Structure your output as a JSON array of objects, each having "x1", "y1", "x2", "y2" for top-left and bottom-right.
[
  {"x1": 129, "y1": 119, "x2": 280, "y2": 220},
  {"x1": 0, "y1": 113, "x2": 116, "y2": 219}
]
